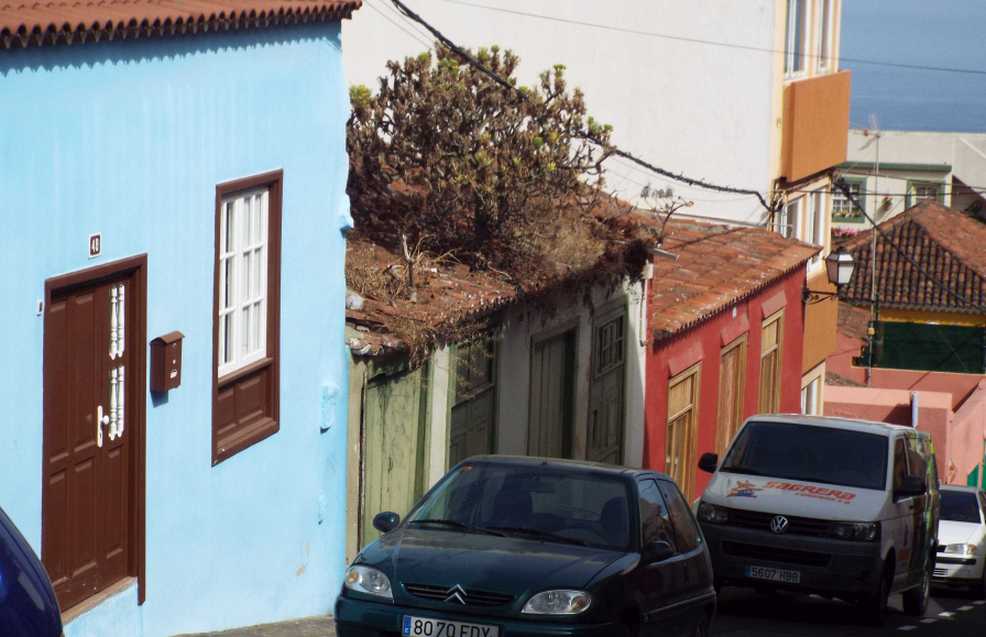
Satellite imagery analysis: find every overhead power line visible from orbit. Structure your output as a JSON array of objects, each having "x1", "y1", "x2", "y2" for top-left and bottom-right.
[
  {"x1": 387, "y1": 0, "x2": 773, "y2": 211},
  {"x1": 437, "y1": 0, "x2": 986, "y2": 78}
]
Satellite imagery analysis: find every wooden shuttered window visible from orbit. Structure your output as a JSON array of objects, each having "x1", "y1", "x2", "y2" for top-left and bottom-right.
[
  {"x1": 667, "y1": 364, "x2": 700, "y2": 497},
  {"x1": 758, "y1": 311, "x2": 784, "y2": 413},
  {"x1": 716, "y1": 337, "x2": 746, "y2": 456},
  {"x1": 212, "y1": 171, "x2": 282, "y2": 465}
]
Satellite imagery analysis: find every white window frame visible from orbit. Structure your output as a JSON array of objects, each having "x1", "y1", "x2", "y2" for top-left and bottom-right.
[
  {"x1": 218, "y1": 187, "x2": 269, "y2": 377},
  {"x1": 806, "y1": 189, "x2": 827, "y2": 267},
  {"x1": 777, "y1": 197, "x2": 802, "y2": 239},
  {"x1": 800, "y1": 376, "x2": 821, "y2": 415},
  {"x1": 816, "y1": 0, "x2": 835, "y2": 73},
  {"x1": 832, "y1": 179, "x2": 864, "y2": 215},
  {"x1": 785, "y1": 0, "x2": 810, "y2": 79}
]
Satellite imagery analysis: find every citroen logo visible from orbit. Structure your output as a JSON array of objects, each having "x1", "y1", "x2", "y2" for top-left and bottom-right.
[
  {"x1": 445, "y1": 584, "x2": 468, "y2": 605},
  {"x1": 769, "y1": 515, "x2": 790, "y2": 534}
]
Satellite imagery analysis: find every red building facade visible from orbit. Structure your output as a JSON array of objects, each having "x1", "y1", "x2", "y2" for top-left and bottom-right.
[{"x1": 641, "y1": 220, "x2": 816, "y2": 500}]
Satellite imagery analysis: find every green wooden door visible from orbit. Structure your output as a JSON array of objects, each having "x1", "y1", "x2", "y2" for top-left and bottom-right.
[
  {"x1": 587, "y1": 313, "x2": 625, "y2": 465},
  {"x1": 449, "y1": 339, "x2": 496, "y2": 466},
  {"x1": 360, "y1": 365, "x2": 428, "y2": 548},
  {"x1": 528, "y1": 330, "x2": 575, "y2": 458}
]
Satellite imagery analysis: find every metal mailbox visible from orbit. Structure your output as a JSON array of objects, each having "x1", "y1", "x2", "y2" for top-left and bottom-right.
[{"x1": 150, "y1": 331, "x2": 183, "y2": 392}]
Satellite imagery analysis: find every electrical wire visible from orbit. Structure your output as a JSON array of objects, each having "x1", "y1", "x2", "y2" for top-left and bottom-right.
[
  {"x1": 436, "y1": 0, "x2": 986, "y2": 78},
  {"x1": 364, "y1": 0, "x2": 434, "y2": 50},
  {"x1": 387, "y1": 0, "x2": 773, "y2": 212}
]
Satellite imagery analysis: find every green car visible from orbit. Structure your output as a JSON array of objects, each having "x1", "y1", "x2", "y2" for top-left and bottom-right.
[{"x1": 335, "y1": 456, "x2": 716, "y2": 637}]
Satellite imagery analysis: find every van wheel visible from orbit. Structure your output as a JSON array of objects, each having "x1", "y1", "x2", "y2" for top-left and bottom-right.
[
  {"x1": 861, "y1": 561, "x2": 891, "y2": 626},
  {"x1": 977, "y1": 568, "x2": 986, "y2": 601},
  {"x1": 903, "y1": 563, "x2": 931, "y2": 616}
]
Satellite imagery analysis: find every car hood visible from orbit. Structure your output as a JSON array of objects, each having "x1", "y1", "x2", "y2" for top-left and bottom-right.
[
  {"x1": 938, "y1": 520, "x2": 985, "y2": 546},
  {"x1": 360, "y1": 528, "x2": 625, "y2": 594},
  {"x1": 702, "y1": 471, "x2": 886, "y2": 521}
]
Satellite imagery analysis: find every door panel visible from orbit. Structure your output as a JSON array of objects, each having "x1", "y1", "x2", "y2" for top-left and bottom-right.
[
  {"x1": 716, "y1": 340, "x2": 745, "y2": 456},
  {"x1": 43, "y1": 275, "x2": 136, "y2": 610},
  {"x1": 360, "y1": 367, "x2": 428, "y2": 547},
  {"x1": 588, "y1": 315, "x2": 625, "y2": 465},
  {"x1": 529, "y1": 331, "x2": 575, "y2": 458},
  {"x1": 450, "y1": 387, "x2": 494, "y2": 466}
]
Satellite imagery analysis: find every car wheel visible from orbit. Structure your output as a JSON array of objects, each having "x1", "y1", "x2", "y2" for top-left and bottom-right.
[
  {"x1": 861, "y1": 561, "x2": 891, "y2": 626},
  {"x1": 903, "y1": 566, "x2": 931, "y2": 616}
]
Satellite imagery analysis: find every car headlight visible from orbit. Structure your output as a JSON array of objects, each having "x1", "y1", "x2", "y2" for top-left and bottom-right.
[
  {"x1": 522, "y1": 590, "x2": 592, "y2": 615},
  {"x1": 942, "y1": 543, "x2": 978, "y2": 557},
  {"x1": 697, "y1": 502, "x2": 728, "y2": 524},
  {"x1": 344, "y1": 565, "x2": 393, "y2": 600},
  {"x1": 832, "y1": 522, "x2": 880, "y2": 542}
]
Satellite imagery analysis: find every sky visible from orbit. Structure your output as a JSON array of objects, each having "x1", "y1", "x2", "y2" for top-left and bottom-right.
[{"x1": 841, "y1": 0, "x2": 986, "y2": 132}]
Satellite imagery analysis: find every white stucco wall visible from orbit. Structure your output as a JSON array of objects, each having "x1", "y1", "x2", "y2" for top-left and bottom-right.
[
  {"x1": 343, "y1": 0, "x2": 778, "y2": 225},
  {"x1": 493, "y1": 278, "x2": 647, "y2": 467}
]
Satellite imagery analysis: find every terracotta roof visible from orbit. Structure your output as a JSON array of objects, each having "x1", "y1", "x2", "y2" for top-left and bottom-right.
[
  {"x1": 647, "y1": 218, "x2": 819, "y2": 341},
  {"x1": 345, "y1": 201, "x2": 651, "y2": 359},
  {"x1": 839, "y1": 201, "x2": 986, "y2": 312},
  {"x1": 0, "y1": 1, "x2": 360, "y2": 49}
]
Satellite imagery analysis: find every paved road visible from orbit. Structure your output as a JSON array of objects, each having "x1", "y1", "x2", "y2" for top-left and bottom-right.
[{"x1": 713, "y1": 587, "x2": 986, "y2": 636}]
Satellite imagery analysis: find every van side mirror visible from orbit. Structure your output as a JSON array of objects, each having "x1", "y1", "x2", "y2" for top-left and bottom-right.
[
  {"x1": 373, "y1": 511, "x2": 400, "y2": 533},
  {"x1": 895, "y1": 475, "x2": 925, "y2": 500},
  {"x1": 643, "y1": 540, "x2": 675, "y2": 564},
  {"x1": 698, "y1": 452, "x2": 718, "y2": 474}
]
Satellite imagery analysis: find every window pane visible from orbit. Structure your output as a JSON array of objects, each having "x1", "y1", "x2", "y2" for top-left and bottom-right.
[
  {"x1": 819, "y1": 0, "x2": 832, "y2": 66},
  {"x1": 253, "y1": 247, "x2": 263, "y2": 298},
  {"x1": 224, "y1": 258, "x2": 234, "y2": 310},
  {"x1": 668, "y1": 374, "x2": 694, "y2": 416},
  {"x1": 223, "y1": 313, "x2": 233, "y2": 365},
  {"x1": 224, "y1": 201, "x2": 235, "y2": 253},
  {"x1": 242, "y1": 251, "x2": 252, "y2": 303},
  {"x1": 658, "y1": 481, "x2": 701, "y2": 552},
  {"x1": 253, "y1": 301, "x2": 262, "y2": 352},
  {"x1": 242, "y1": 306, "x2": 251, "y2": 356},
  {"x1": 762, "y1": 319, "x2": 779, "y2": 352},
  {"x1": 638, "y1": 479, "x2": 675, "y2": 547}
]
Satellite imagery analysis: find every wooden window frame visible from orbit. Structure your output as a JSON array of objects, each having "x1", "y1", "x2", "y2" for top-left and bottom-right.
[
  {"x1": 715, "y1": 336, "x2": 747, "y2": 457},
  {"x1": 666, "y1": 363, "x2": 700, "y2": 497},
  {"x1": 758, "y1": 310, "x2": 784, "y2": 413},
  {"x1": 212, "y1": 170, "x2": 283, "y2": 465}
]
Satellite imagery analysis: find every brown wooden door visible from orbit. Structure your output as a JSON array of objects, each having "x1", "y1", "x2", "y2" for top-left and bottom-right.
[
  {"x1": 715, "y1": 338, "x2": 746, "y2": 456},
  {"x1": 43, "y1": 273, "x2": 137, "y2": 610}
]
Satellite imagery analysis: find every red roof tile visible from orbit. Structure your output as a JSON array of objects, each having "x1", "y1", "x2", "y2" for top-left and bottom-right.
[
  {"x1": 0, "y1": 1, "x2": 360, "y2": 49},
  {"x1": 839, "y1": 201, "x2": 986, "y2": 312},
  {"x1": 647, "y1": 218, "x2": 819, "y2": 341}
]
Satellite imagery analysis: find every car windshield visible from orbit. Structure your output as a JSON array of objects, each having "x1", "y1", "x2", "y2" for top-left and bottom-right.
[
  {"x1": 406, "y1": 462, "x2": 633, "y2": 551},
  {"x1": 941, "y1": 490, "x2": 983, "y2": 524},
  {"x1": 720, "y1": 421, "x2": 888, "y2": 491}
]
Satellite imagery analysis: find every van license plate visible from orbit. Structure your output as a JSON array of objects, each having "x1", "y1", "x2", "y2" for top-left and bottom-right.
[
  {"x1": 402, "y1": 616, "x2": 499, "y2": 637},
  {"x1": 746, "y1": 565, "x2": 801, "y2": 584}
]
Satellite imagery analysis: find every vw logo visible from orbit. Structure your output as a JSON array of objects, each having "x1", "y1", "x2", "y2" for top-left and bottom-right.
[
  {"x1": 445, "y1": 584, "x2": 468, "y2": 605},
  {"x1": 769, "y1": 515, "x2": 790, "y2": 534}
]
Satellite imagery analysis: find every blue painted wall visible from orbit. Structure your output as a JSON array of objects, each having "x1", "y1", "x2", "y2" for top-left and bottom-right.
[{"x1": 0, "y1": 23, "x2": 352, "y2": 637}]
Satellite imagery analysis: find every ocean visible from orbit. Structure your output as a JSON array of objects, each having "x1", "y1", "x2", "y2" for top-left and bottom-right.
[{"x1": 841, "y1": 0, "x2": 986, "y2": 132}]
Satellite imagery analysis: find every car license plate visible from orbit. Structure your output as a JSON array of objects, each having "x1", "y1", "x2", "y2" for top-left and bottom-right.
[
  {"x1": 746, "y1": 565, "x2": 801, "y2": 584},
  {"x1": 402, "y1": 616, "x2": 499, "y2": 637}
]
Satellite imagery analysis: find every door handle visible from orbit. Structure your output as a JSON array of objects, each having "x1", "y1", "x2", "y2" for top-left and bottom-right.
[{"x1": 96, "y1": 405, "x2": 109, "y2": 448}]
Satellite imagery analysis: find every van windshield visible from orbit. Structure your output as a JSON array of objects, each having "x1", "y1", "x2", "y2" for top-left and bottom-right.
[{"x1": 720, "y1": 421, "x2": 889, "y2": 491}]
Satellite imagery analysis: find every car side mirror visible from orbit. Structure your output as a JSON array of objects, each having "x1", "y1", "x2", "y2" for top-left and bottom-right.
[
  {"x1": 698, "y1": 452, "x2": 718, "y2": 474},
  {"x1": 373, "y1": 511, "x2": 400, "y2": 534},
  {"x1": 643, "y1": 540, "x2": 675, "y2": 564},
  {"x1": 895, "y1": 476, "x2": 926, "y2": 500}
]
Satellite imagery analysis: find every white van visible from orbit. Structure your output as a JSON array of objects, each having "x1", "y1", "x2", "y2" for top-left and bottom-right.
[{"x1": 695, "y1": 415, "x2": 940, "y2": 624}]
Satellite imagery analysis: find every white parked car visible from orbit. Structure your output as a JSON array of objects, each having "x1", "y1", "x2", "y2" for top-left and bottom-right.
[{"x1": 934, "y1": 485, "x2": 986, "y2": 597}]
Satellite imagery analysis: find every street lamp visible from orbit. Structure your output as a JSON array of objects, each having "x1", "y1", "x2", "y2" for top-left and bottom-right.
[{"x1": 803, "y1": 247, "x2": 856, "y2": 303}]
